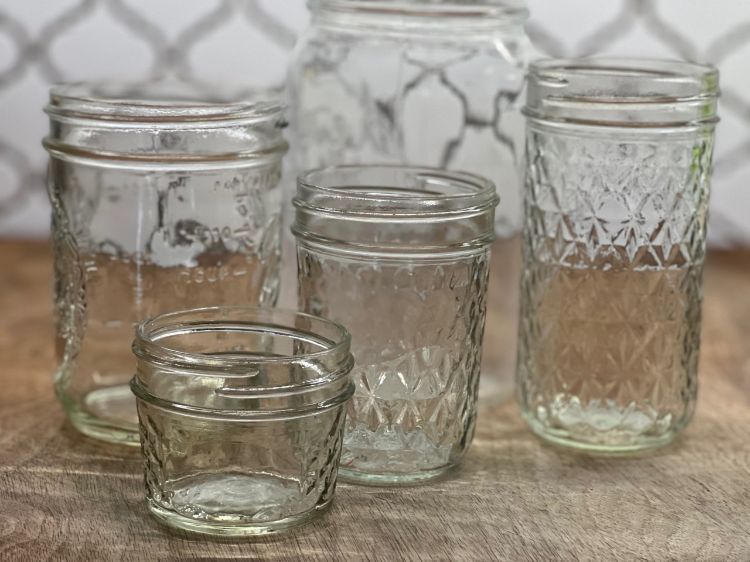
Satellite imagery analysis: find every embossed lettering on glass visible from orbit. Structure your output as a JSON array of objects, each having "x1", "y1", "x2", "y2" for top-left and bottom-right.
[
  {"x1": 131, "y1": 306, "x2": 354, "y2": 536},
  {"x1": 44, "y1": 83, "x2": 287, "y2": 444},
  {"x1": 294, "y1": 166, "x2": 498, "y2": 484},
  {"x1": 287, "y1": 1, "x2": 530, "y2": 397},
  {"x1": 517, "y1": 59, "x2": 719, "y2": 453}
]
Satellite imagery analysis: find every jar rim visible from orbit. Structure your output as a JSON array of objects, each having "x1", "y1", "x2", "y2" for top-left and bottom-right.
[
  {"x1": 296, "y1": 165, "x2": 499, "y2": 217},
  {"x1": 310, "y1": 0, "x2": 528, "y2": 19},
  {"x1": 131, "y1": 307, "x2": 354, "y2": 418},
  {"x1": 133, "y1": 306, "x2": 352, "y2": 373},
  {"x1": 46, "y1": 81, "x2": 284, "y2": 125},
  {"x1": 293, "y1": 165, "x2": 498, "y2": 255},
  {"x1": 524, "y1": 57, "x2": 719, "y2": 128}
]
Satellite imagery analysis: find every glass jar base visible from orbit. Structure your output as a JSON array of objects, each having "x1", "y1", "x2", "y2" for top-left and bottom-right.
[
  {"x1": 147, "y1": 498, "x2": 331, "y2": 537},
  {"x1": 58, "y1": 385, "x2": 140, "y2": 446},
  {"x1": 523, "y1": 415, "x2": 681, "y2": 455},
  {"x1": 338, "y1": 463, "x2": 455, "y2": 486}
]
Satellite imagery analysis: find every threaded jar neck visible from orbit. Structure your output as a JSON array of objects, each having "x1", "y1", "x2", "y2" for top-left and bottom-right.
[
  {"x1": 131, "y1": 306, "x2": 354, "y2": 419},
  {"x1": 43, "y1": 81, "x2": 288, "y2": 168},
  {"x1": 293, "y1": 165, "x2": 498, "y2": 257},
  {"x1": 524, "y1": 58, "x2": 719, "y2": 130},
  {"x1": 309, "y1": 0, "x2": 528, "y2": 32}
]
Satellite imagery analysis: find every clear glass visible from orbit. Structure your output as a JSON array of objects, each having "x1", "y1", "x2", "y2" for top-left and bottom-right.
[
  {"x1": 293, "y1": 165, "x2": 497, "y2": 484},
  {"x1": 131, "y1": 306, "x2": 354, "y2": 536},
  {"x1": 517, "y1": 58, "x2": 719, "y2": 453},
  {"x1": 44, "y1": 82, "x2": 287, "y2": 445},
  {"x1": 286, "y1": 0, "x2": 530, "y2": 398}
]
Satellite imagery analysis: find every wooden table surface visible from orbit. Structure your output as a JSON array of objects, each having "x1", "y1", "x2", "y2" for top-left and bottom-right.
[{"x1": 1, "y1": 239, "x2": 749, "y2": 561}]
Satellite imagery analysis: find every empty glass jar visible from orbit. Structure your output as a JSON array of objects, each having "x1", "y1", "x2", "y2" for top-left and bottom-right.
[
  {"x1": 287, "y1": 1, "x2": 531, "y2": 398},
  {"x1": 44, "y1": 83, "x2": 287, "y2": 444},
  {"x1": 131, "y1": 306, "x2": 354, "y2": 536},
  {"x1": 288, "y1": 0, "x2": 528, "y2": 234},
  {"x1": 294, "y1": 165, "x2": 497, "y2": 484},
  {"x1": 517, "y1": 59, "x2": 719, "y2": 453}
]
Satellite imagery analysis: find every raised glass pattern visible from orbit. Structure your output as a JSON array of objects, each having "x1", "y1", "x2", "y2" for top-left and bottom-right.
[
  {"x1": 517, "y1": 128, "x2": 713, "y2": 452},
  {"x1": 299, "y1": 251, "x2": 489, "y2": 480}
]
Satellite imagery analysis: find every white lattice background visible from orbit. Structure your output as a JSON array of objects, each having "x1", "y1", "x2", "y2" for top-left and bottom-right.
[{"x1": 0, "y1": 0, "x2": 748, "y2": 245}]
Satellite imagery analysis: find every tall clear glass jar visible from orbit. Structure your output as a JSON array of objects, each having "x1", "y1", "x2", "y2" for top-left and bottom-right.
[
  {"x1": 44, "y1": 83, "x2": 287, "y2": 445},
  {"x1": 287, "y1": 0, "x2": 530, "y2": 398},
  {"x1": 293, "y1": 165, "x2": 498, "y2": 484},
  {"x1": 517, "y1": 59, "x2": 719, "y2": 453}
]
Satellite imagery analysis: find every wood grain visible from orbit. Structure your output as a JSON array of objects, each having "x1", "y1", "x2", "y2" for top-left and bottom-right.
[{"x1": 1, "y1": 239, "x2": 749, "y2": 561}]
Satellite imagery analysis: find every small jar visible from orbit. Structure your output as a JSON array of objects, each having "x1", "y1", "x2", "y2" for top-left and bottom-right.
[
  {"x1": 131, "y1": 306, "x2": 354, "y2": 536},
  {"x1": 517, "y1": 59, "x2": 719, "y2": 453},
  {"x1": 44, "y1": 83, "x2": 287, "y2": 445},
  {"x1": 293, "y1": 165, "x2": 497, "y2": 484}
]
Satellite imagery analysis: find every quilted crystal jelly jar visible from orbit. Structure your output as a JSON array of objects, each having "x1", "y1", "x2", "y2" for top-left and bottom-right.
[
  {"x1": 517, "y1": 58, "x2": 719, "y2": 453},
  {"x1": 293, "y1": 166, "x2": 498, "y2": 485},
  {"x1": 130, "y1": 306, "x2": 354, "y2": 536}
]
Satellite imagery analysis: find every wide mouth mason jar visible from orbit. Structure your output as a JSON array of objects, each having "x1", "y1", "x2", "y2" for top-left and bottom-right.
[
  {"x1": 517, "y1": 58, "x2": 719, "y2": 454},
  {"x1": 286, "y1": 0, "x2": 530, "y2": 402},
  {"x1": 130, "y1": 306, "x2": 354, "y2": 536},
  {"x1": 44, "y1": 82, "x2": 287, "y2": 445},
  {"x1": 293, "y1": 165, "x2": 498, "y2": 485}
]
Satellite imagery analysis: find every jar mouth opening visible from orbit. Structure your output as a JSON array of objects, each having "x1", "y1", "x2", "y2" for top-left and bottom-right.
[
  {"x1": 524, "y1": 58, "x2": 719, "y2": 128},
  {"x1": 46, "y1": 81, "x2": 284, "y2": 125},
  {"x1": 311, "y1": 0, "x2": 528, "y2": 19},
  {"x1": 133, "y1": 306, "x2": 352, "y2": 373},
  {"x1": 296, "y1": 165, "x2": 499, "y2": 216}
]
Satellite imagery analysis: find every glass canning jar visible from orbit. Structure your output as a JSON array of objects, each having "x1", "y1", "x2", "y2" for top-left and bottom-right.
[
  {"x1": 286, "y1": 1, "x2": 531, "y2": 398},
  {"x1": 293, "y1": 165, "x2": 498, "y2": 484},
  {"x1": 131, "y1": 306, "x2": 354, "y2": 536},
  {"x1": 44, "y1": 83, "x2": 287, "y2": 445},
  {"x1": 288, "y1": 0, "x2": 527, "y2": 235},
  {"x1": 517, "y1": 58, "x2": 719, "y2": 453}
]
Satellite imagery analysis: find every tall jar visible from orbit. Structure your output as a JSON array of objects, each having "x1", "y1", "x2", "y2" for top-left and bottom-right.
[
  {"x1": 517, "y1": 59, "x2": 719, "y2": 453},
  {"x1": 294, "y1": 165, "x2": 497, "y2": 484},
  {"x1": 287, "y1": 0, "x2": 530, "y2": 397},
  {"x1": 44, "y1": 83, "x2": 287, "y2": 445}
]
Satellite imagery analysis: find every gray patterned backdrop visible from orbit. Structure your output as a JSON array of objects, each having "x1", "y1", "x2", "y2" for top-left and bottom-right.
[{"x1": 0, "y1": 0, "x2": 748, "y2": 245}]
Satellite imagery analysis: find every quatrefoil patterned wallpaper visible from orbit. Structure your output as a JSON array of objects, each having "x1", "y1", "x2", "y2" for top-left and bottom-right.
[{"x1": 0, "y1": 0, "x2": 748, "y2": 245}]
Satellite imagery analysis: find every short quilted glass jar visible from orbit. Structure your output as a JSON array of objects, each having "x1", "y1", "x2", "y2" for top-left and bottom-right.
[
  {"x1": 44, "y1": 83, "x2": 286, "y2": 445},
  {"x1": 294, "y1": 166, "x2": 498, "y2": 484},
  {"x1": 518, "y1": 59, "x2": 719, "y2": 453},
  {"x1": 131, "y1": 306, "x2": 354, "y2": 536}
]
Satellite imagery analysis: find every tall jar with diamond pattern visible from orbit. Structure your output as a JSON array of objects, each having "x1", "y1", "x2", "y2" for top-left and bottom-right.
[
  {"x1": 517, "y1": 59, "x2": 719, "y2": 453},
  {"x1": 294, "y1": 165, "x2": 498, "y2": 484},
  {"x1": 44, "y1": 83, "x2": 287, "y2": 445},
  {"x1": 287, "y1": 1, "x2": 530, "y2": 400}
]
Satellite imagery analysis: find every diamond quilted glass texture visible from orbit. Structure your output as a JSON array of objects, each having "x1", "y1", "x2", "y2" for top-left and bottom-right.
[
  {"x1": 298, "y1": 250, "x2": 490, "y2": 483},
  {"x1": 137, "y1": 400, "x2": 348, "y2": 535},
  {"x1": 517, "y1": 127, "x2": 715, "y2": 453},
  {"x1": 293, "y1": 165, "x2": 497, "y2": 483},
  {"x1": 131, "y1": 306, "x2": 354, "y2": 536}
]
